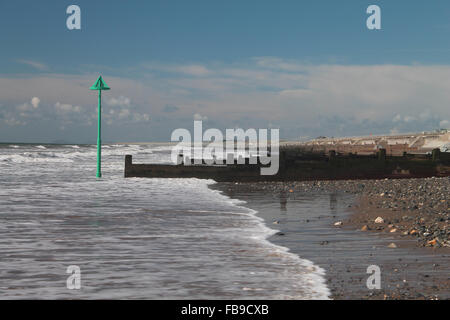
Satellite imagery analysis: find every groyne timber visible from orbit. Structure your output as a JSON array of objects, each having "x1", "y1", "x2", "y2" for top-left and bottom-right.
[
  {"x1": 124, "y1": 131, "x2": 450, "y2": 182},
  {"x1": 124, "y1": 149, "x2": 450, "y2": 182}
]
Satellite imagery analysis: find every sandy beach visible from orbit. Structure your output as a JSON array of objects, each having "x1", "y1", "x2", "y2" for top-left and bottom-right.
[{"x1": 211, "y1": 177, "x2": 449, "y2": 300}]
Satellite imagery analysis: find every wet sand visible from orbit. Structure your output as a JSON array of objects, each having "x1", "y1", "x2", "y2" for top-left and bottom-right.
[{"x1": 211, "y1": 179, "x2": 449, "y2": 300}]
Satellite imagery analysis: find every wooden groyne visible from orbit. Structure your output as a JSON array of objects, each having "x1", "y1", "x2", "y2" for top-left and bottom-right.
[
  {"x1": 124, "y1": 148, "x2": 450, "y2": 182},
  {"x1": 299, "y1": 130, "x2": 450, "y2": 155}
]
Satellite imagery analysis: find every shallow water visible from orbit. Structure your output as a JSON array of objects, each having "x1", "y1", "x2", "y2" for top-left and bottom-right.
[
  {"x1": 0, "y1": 143, "x2": 329, "y2": 299},
  {"x1": 216, "y1": 184, "x2": 450, "y2": 299}
]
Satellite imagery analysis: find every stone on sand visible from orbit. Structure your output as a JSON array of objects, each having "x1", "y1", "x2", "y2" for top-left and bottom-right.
[{"x1": 375, "y1": 217, "x2": 384, "y2": 224}]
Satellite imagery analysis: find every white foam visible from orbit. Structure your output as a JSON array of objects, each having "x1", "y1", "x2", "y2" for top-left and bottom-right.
[
  {"x1": 0, "y1": 144, "x2": 331, "y2": 299},
  {"x1": 0, "y1": 154, "x2": 73, "y2": 163},
  {"x1": 192, "y1": 179, "x2": 331, "y2": 299}
]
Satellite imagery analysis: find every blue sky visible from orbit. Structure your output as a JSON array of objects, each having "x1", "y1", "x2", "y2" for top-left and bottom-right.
[{"x1": 1, "y1": 1, "x2": 450, "y2": 143}]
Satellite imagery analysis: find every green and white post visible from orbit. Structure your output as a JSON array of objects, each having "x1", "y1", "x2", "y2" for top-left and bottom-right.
[{"x1": 90, "y1": 76, "x2": 110, "y2": 178}]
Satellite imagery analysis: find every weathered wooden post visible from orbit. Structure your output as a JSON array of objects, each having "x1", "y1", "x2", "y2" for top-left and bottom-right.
[
  {"x1": 329, "y1": 150, "x2": 336, "y2": 160},
  {"x1": 378, "y1": 148, "x2": 386, "y2": 162},
  {"x1": 432, "y1": 148, "x2": 441, "y2": 161},
  {"x1": 280, "y1": 150, "x2": 287, "y2": 171},
  {"x1": 124, "y1": 155, "x2": 132, "y2": 177}
]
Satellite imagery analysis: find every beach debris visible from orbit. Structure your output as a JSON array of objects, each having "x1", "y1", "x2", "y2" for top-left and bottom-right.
[
  {"x1": 390, "y1": 228, "x2": 398, "y2": 233},
  {"x1": 334, "y1": 221, "x2": 343, "y2": 226},
  {"x1": 288, "y1": 189, "x2": 294, "y2": 193},
  {"x1": 272, "y1": 220, "x2": 280, "y2": 224},
  {"x1": 387, "y1": 242, "x2": 397, "y2": 248},
  {"x1": 374, "y1": 217, "x2": 385, "y2": 224},
  {"x1": 361, "y1": 225, "x2": 369, "y2": 231},
  {"x1": 409, "y1": 229, "x2": 418, "y2": 235},
  {"x1": 427, "y1": 238, "x2": 438, "y2": 246}
]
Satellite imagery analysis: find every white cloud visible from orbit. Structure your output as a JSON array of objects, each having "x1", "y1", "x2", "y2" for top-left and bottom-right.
[
  {"x1": 16, "y1": 102, "x2": 30, "y2": 112},
  {"x1": 55, "y1": 102, "x2": 81, "y2": 113},
  {"x1": 404, "y1": 115, "x2": 416, "y2": 123},
  {"x1": 390, "y1": 128, "x2": 400, "y2": 135},
  {"x1": 106, "y1": 96, "x2": 131, "y2": 107},
  {"x1": 31, "y1": 97, "x2": 40, "y2": 109},
  {"x1": 418, "y1": 110, "x2": 432, "y2": 121},
  {"x1": 176, "y1": 65, "x2": 210, "y2": 76},
  {"x1": 440, "y1": 120, "x2": 450, "y2": 128},
  {"x1": 133, "y1": 113, "x2": 150, "y2": 122},
  {"x1": 2, "y1": 60, "x2": 450, "y2": 140},
  {"x1": 393, "y1": 114, "x2": 402, "y2": 123},
  {"x1": 104, "y1": 107, "x2": 149, "y2": 124},
  {"x1": 118, "y1": 108, "x2": 130, "y2": 119},
  {"x1": 193, "y1": 113, "x2": 208, "y2": 121},
  {"x1": 253, "y1": 56, "x2": 308, "y2": 72},
  {"x1": 4, "y1": 117, "x2": 26, "y2": 126},
  {"x1": 16, "y1": 59, "x2": 48, "y2": 71},
  {"x1": 143, "y1": 63, "x2": 210, "y2": 76},
  {"x1": 16, "y1": 97, "x2": 40, "y2": 111}
]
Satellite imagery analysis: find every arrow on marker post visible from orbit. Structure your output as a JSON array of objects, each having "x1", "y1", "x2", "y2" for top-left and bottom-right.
[{"x1": 90, "y1": 76, "x2": 110, "y2": 178}]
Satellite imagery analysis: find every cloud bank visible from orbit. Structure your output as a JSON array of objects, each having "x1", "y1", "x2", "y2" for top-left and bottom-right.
[{"x1": 1, "y1": 58, "x2": 449, "y2": 142}]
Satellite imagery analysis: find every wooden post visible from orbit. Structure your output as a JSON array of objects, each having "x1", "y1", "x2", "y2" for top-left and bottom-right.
[
  {"x1": 432, "y1": 148, "x2": 441, "y2": 161},
  {"x1": 378, "y1": 148, "x2": 386, "y2": 161}
]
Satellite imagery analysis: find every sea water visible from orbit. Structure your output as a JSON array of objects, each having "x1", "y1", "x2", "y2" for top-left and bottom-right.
[{"x1": 0, "y1": 143, "x2": 329, "y2": 299}]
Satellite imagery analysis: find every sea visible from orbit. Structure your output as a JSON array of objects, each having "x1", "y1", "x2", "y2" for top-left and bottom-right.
[{"x1": 0, "y1": 143, "x2": 329, "y2": 299}]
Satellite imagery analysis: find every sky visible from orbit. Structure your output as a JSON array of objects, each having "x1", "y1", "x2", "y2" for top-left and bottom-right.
[{"x1": 1, "y1": 0, "x2": 450, "y2": 143}]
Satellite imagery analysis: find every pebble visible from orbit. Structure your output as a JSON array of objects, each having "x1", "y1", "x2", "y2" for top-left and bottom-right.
[{"x1": 375, "y1": 217, "x2": 385, "y2": 224}]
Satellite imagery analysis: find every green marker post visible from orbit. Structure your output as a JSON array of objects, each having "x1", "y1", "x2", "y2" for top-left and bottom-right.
[{"x1": 90, "y1": 76, "x2": 110, "y2": 178}]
